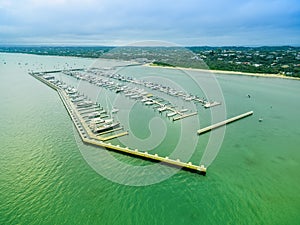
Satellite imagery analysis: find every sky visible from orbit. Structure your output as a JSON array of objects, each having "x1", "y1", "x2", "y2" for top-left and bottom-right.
[{"x1": 0, "y1": 0, "x2": 299, "y2": 46}]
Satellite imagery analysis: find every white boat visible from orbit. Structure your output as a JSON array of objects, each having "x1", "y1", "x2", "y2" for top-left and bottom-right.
[
  {"x1": 111, "y1": 108, "x2": 119, "y2": 114},
  {"x1": 60, "y1": 84, "x2": 68, "y2": 89},
  {"x1": 184, "y1": 96, "x2": 193, "y2": 101},
  {"x1": 77, "y1": 101, "x2": 93, "y2": 108},
  {"x1": 88, "y1": 112, "x2": 101, "y2": 118},
  {"x1": 204, "y1": 101, "x2": 221, "y2": 108},
  {"x1": 104, "y1": 119, "x2": 114, "y2": 124},
  {"x1": 140, "y1": 91, "x2": 148, "y2": 96},
  {"x1": 158, "y1": 106, "x2": 167, "y2": 112},
  {"x1": 93, "y1": 122, "x2": 120, "y2": 133},
  {"x1": 145, "y1": 101, "x2": 154, "y2": 105},
  {"x1": 167, "y1": 112, "x2": 177, "y2": 117},
  {"x1": 66, "y1": 88, "x2": 77, "y2": 95},
  {"x1": 141, "y1": 98, "x2": 149, "y2": 102},
  {"x1": 131, "y1": 95, "x2": 141, "y2": 99},
  {"x1": 71, "y1": 96, "x2": 85, "y2": 102},
  {"x1": 90, "y1": 118, "x2": 104, "y2": 124},
  {"x1": 43, "y1": 75, "x2": 55, "y2": 80},
  {"x1": 116, "y1": 88, "x2": 124, "y2": 93},
  {"x1": 180, "y1": 108, "x2": 188, "y2": 113},
  {"x1": 70, "y1": 93, "x2": 80, "y2": 98}
]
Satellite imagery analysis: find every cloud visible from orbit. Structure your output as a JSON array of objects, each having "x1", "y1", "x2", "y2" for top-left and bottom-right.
[{"x1": 0, "y1": 0, "x2": 299, "y2": 45}]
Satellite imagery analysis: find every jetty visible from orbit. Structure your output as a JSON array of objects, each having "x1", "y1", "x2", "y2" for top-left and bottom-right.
[
  {"x1": 29, "y1": 71, "x2": 207, "y2": 175},
  {"x1": 197, "y1": 111, "x2": 253, "y2": 135},
  {"x1": 32, "y1": 68, "x2": 84, "y2": 75},
  {"x1": 173, "y1": 112, "x2": 198, "y2": 121}
]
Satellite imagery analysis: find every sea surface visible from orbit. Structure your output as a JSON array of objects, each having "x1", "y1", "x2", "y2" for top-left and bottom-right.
[{"x1": 1, "y1": 53, "x2": 300, "y2": 224}]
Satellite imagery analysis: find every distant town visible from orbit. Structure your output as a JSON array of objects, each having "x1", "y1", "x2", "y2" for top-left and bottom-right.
[{"x1": 1, "y1": 46, "x2": 299, "y2": 77}]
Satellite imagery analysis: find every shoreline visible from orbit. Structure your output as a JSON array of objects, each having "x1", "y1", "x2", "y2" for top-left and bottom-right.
[
  {"x1": 145, "y1": 64, "x2": 300, "y2": 81},
  {"x1": 2, "y1": 52, "x2": 299, "y2": 81}
]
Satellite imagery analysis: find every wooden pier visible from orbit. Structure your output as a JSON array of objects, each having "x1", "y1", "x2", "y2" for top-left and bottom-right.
[
  {"x1": 197, "y1": 111, "x2": 253, "y2": 135},
  {"x1": 96, "y1": 127, "x2": 124, "y2": 136},
  {"x1": 100, "y1": 131, "x2": 129, "y2": 141},
  {"x1": 29, "y1": 72, "x2": 207, "y2": 175}
]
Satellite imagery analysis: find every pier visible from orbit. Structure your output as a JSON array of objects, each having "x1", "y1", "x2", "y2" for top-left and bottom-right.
[
  {"x1": 197, "y1": 111, "x2": 253, "y2": 135},
  {"x1": 173, "y1": 112, "x2": 198, "y2": 121},
  {"x1": 31, "y1": 68, "x2": 84, "y2": 75},
  {"x1": 96, "y1": 127, "x2": 124, "y2": 136},
  {"x1": 29, "y1": 71, "x2": 207, "y2": 175}
]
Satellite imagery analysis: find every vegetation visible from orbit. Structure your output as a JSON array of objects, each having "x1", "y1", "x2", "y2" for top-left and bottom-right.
[
  {"x1": 1, "y1": 45, "x2": 299, "y2": 77},
  {"x1": 151, "y1": 61, "x2": 175, "y2": 67},
  {"x1": 0, "y1": 46, "x2": 113, "y2": 58},
  {"x1": 189, "y1": 46, "x2": 300, "y2": 77}
]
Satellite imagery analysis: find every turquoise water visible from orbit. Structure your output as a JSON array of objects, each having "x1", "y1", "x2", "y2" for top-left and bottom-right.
[{"x1": 1, "y1": 53, "x2": 300, "y2": 224}]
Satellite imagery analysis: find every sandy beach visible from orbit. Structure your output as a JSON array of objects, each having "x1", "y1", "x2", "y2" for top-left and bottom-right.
[{"x1": 145, "y1": 64, "x2": 300, "y2": 81}]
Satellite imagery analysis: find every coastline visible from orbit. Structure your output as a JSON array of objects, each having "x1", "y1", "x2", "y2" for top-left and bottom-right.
[
  {"x1": 2, "y1": 52, "x2": 299, "y2": 81},
  {"x1": 145, "y1": 64, "x2": 300, "y2": 81}
]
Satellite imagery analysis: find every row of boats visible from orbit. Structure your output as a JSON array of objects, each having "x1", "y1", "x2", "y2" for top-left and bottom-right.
[
  {"x1": 89, "y1": 68, "x2": 221, "y2": 108},
  {"x1": 61, "y1": 71, "x2": 191, "y2": 118},
  {"x1": 62, "y1": 68, "x2": 220, "y2": 117},
  {"x1": 50, "y1": 79, "x2": 122, "y2": 134}
]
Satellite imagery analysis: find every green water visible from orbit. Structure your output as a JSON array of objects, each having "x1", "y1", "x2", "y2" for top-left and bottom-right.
[{"x1": 1, "y1": 53, "x2": 300, "y2": 224}]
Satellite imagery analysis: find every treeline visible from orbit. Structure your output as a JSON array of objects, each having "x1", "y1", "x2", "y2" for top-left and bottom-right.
[
  {"x1": 151, "y1": 61, "x2": 175, "y2": 67},
  {"x1": 1, "y1": 45, "x2": 299, "y2": 77},
  {"x1": 0, "y1": 46, "x2": 113, "y2": 58},
  {"x1": 189, "y1": 46, "x2": 300, "y2": 77}
]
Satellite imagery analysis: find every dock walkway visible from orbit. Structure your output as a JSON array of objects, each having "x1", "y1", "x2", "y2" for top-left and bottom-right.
[{"x1": 197, "y1": 111, "x2": 253, "y2": 134}]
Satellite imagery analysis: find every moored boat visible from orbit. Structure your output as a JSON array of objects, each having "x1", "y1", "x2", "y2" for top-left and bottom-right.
[
  {"x1": 93, "y1": 122, "x2": 120, "y2": 133},
  {"x1": 111, "y1": 108, "x2": 119, "y2": 114},
  {"x1": 167, "y1": 112, "x2": 177, "y2": 117},
  {"x1": 204, "y1": 101, "x2": 221, "y2": 108},
  {"x1": 158, "y1": 106, "x2": 167, "y2": 112},
  {"x1": 77, "y1": 100, "x2": 93, "y2": 108},
  {"x1": 180, "y1": 108, "x2": 188, "y2": 113}
]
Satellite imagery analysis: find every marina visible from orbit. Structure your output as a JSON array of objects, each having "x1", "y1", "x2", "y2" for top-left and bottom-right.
[
  {"x1": 29, "y1": 71, "x2": 207, "y2": 174},
  {"x1": 28, "y1": 67, "x2": 258, "y2": 175},
  {"x1": 63, "y1": 68, "x2": 222, "y2": 112}
]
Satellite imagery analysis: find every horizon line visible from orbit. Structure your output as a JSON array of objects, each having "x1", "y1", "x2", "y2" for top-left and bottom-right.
[{"x1": 1, "y1": 44, "x2": 300, "y2": 48}]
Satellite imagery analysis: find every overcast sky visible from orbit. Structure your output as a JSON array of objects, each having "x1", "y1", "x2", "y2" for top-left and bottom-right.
[{"x1": 0, "y1": 0, "x2": 299, "y2": 46}]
